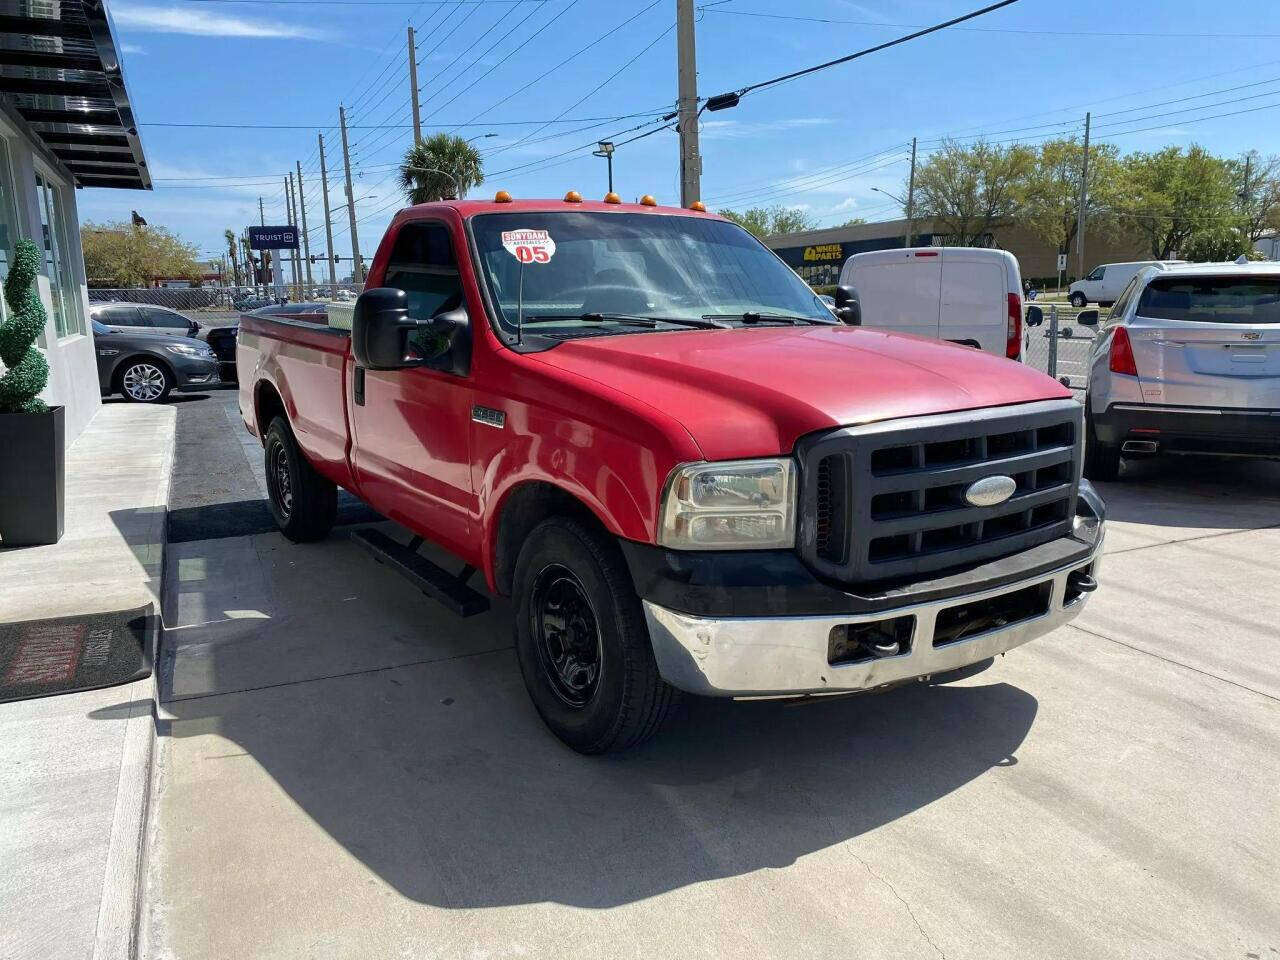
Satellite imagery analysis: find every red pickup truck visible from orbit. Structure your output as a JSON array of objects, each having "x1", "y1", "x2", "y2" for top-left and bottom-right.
[{"x1": 239, "y1": 195, "x2": 1105, "y2": 753}]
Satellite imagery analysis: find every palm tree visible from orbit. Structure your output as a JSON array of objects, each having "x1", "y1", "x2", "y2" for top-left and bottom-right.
[
  {"x1": 399, "y1": 133, "x2": 484, "y2": 205},
  {"x1": 223, "y1": 229, "x2": 241, "y2": 286}
]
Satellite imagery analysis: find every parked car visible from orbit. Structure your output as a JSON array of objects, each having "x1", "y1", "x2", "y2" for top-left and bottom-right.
[
  {"x1": 838, "y1": 247, "x2": 1024, "y2": 359},
  {"x1": 1068, "y1": 260, "x2": 1185, "y2": 308},
  {"x1": 239, "y1": 196, "x2": 1104, "y2": 754},
  {"x1": 204, "y1": 325, "x2": 240, "y2": 382},
  {"x1": 92, "y1": 319, "x2": 219, "y2": 402},
  {"x1": 1081, "y1": 260, "x2": 1280, "y2": 480},
  {"x1": 89, "y1": 301, "x2": 201, "y2": 338}
]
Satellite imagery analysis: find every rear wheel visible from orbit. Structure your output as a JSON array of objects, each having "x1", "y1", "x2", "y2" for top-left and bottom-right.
[
  {"x1": 264, "y1": 417, "x2": 337, "y2": 541},
  {"x1": 1070, "y1": 291, "x2": 1087, "y2": 308},
  {"x1": 1083, "y1": 404, "x2": 1121, "y2": 482},
  {"x1": 513, "y1": 516, "x2": 675, "y2": 754}
]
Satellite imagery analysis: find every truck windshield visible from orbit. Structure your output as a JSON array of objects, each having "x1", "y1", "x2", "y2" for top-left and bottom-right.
[
  {"x1": 470, "y1": 211, "x2": 833, "y2": 336},
  {"x1": 1137, "y1": 276, "x2": 1280, "y2": 323}
]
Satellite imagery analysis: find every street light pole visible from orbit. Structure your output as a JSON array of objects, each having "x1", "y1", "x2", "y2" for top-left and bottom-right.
[{"x1": 593, "y1": 141, "x2": 615, "y2": 194}]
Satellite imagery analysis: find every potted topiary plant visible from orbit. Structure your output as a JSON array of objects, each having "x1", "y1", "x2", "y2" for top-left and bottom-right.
[{"x1": 0, "y1": 238, "x2": 63, "y2": 546}]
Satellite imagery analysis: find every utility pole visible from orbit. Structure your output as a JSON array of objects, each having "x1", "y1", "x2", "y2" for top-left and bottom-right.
[
  {"x1": 676, "y1": 0, "x2": 701, "y2": 207},
  {"x1": 285, "y1": 176, "x2": 298, "y2": 290},
  {"x1": 408, "y1": 25, "x2": 422, "y2": 145},
  {"x1": 318, "y1": 133, "x2": 338, "y2": 287},
  {"x1": 258, "y1": 197, "x2": 266, "y2": 290},
  {"x1": 1075, "y1": 111, "x2": 1091, "y2": 281},
  {"x1": 339, "y1": 105, "x2": 364, "y2": 285},
  {"x1": 905, "y1": 136, "x2": 917, "y2": 248},
  {"x1": 296, "y1": 160, "x2": 314, "y2": 296}
]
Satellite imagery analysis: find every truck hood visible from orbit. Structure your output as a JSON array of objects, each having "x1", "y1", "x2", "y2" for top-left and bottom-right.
[{"x1": 532, "y1": 325, "x2": 1071, "y2": 461}]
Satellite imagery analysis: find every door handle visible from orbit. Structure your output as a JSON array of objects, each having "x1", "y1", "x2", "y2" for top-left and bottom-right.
[{"x1": 354, "y1": 366, "x2": 366, "y2": 406}]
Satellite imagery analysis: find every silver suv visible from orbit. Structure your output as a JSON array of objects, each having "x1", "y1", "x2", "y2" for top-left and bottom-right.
[{"x1": 1080, "y1": 261, "x2": 1280, "y2": 480}]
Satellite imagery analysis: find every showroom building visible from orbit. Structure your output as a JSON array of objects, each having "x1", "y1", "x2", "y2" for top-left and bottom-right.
[{"x1": 0, "y1": 2, "x2": 149, "y2": 445}]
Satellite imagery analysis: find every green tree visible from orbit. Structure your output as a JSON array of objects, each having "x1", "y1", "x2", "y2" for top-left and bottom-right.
[
  {"x1": 399, "y1": 132, "x2": 484, "y2": 204},
  {"x1": 223, "y1": 229, "x2": 242, "y2": 287},
  {"x1": 1236, "y1": 151, "x2": 1280, "y2": 244},
  {"x1": 1022, "y1": 138, "x2": 1121, "y2": 257},
  {"x1": 716, "y1": 205, "x2": 817, "y2": 238},
  {"x1": 1113, "y1": 145, "x2": 1243, "y2": 259},
  {"x1": 911, "y1": 139, "x2": 1035, "y2": 245},
  {"x1": 0, "y1": 239, "x2": 50, "y2": 413},
  {"x1": 81, "y1": 222, "x2": 202, "y2": 287}
]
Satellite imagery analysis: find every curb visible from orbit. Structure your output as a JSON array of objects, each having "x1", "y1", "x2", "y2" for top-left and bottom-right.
[{"x1": 89, "y1": 406, "x2": 175, "y2": 960}]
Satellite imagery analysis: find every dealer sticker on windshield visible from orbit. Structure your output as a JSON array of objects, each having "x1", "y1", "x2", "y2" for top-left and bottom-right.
[{"x1": 501, "y1": 228, "x2": 556, "y2": 264}]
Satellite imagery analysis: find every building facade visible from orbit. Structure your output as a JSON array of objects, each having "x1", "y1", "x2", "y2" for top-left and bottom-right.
[
  {"x1": 0, "y1": 2, "x2": 150, "y2": 445},
  {"x1": 765, "y1": 217, "x2": 1151, "y2": 287}
]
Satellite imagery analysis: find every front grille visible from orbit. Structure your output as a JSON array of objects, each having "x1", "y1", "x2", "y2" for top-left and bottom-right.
[{"x1": 800, "y1": 400, "x2": 1082, "y2": 584}]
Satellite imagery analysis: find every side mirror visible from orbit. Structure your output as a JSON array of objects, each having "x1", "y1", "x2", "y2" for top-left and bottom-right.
[
  {"x1": 1025, "y1": 305, "x2": 1043, "y2": 327},
  {"x1": 1076, "y1": 309, "x2": 1100, "y2": 327},
  {"x1": 352, "y1": 287, "x2": 472, "y2": 375},
  {"x1": 834, "y1": 284, "x2": 861, "y2": 326},
  {"x1": 353, "y1": 287, "x2": 414, "y2": 370}
]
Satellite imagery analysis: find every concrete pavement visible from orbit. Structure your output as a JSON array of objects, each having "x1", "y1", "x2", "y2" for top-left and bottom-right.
[
  {"x1": 141, "y1": 398, "x2": 1280, "y2": 960},
  {"x1": 0, "y1": 403, "x2": 175, "y2": 960}
]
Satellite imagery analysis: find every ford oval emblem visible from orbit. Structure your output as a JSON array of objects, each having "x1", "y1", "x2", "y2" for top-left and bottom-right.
[{"x1": 964, "y1": 475, "x2": 1017, "y2": 507}]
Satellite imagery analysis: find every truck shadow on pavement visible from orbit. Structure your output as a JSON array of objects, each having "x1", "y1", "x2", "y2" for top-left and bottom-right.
[
  {"x1": 153, "y1": 637, "x2": 1036, "y2": 909},
  {"x1": 1093, "y1": 456, "x2": 1280, "y2": 530}
]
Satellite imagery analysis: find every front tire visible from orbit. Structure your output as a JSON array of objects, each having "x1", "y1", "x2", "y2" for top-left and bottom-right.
[
  {"x1": 513, "y1": 516, "x2": 675, "y2": 754},
  {"x1": 1070, "y1": 291, "x2": 1087, "y2": 308},
  {"x1": 264, "y1": 417, "x2": 337, "y2": 541},
  {"x1": 119, "y1": 360, "x2": 172, "y2": 403},
  {"x1": 1083, "y1": 404, "x2": 1121, "y2": 482}
]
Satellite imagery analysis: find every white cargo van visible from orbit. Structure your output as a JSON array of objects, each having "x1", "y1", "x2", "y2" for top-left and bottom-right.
[
  {"x1": 838, "y1": 247, "x2": 1023, "y2": 360},
  {"x1": 1068, "y1": 260, "x2": 1184, "y2": 307}
]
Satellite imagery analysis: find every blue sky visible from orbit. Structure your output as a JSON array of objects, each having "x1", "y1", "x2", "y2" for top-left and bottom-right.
[{"x1": 77, "y1": 0, "x2": 1280, "y2": 264}]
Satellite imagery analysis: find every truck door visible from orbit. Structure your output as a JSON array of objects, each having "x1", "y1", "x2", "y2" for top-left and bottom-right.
[
  {"x1": 846, "y1": 251, "x2": 941, "y2": 340},
  {"x1": 940, "y1": 250, "x2": 1006, "y2": 354},
  {"x1": 348, "y1": 220, "x2": 477, "y2": 557}
]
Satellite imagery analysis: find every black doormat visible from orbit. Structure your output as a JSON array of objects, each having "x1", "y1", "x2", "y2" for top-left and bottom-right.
[
  {"x1": 0, "y1": 607, "x2": 154, "y2": 703},
  {"x1": 167, "y1": 494, "x2": 381, "y2": 544}
]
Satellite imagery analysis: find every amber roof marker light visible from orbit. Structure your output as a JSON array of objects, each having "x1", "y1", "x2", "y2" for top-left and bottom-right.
[
  {"x1": 604, "y1": 192, "x2": 622, "y2": 204},
  {"x1": 494, "y1": 190, "x2": 513, "y2": 203},
  {"x1": 689, "y1": 201, "x2": 706, "y2": 212},
  {"x1": 640, "y1": 195, "x2": 658, "y2": 207},
  {"x1": 564, "y1": 190, "x2": 583, "y2": 203}
]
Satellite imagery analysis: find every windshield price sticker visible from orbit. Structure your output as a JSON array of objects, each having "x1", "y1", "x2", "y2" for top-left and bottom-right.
[{"x1": 502, "y1": 229, "x2": 556, "y2": 264}]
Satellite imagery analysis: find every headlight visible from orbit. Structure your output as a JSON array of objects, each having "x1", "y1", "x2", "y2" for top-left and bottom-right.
[
  {"x1": 165, "y1": 342, "x2": 212, "y2": 358},
  {"x1": 658, "y1": 458, "x2": 796, "y2": 550}
]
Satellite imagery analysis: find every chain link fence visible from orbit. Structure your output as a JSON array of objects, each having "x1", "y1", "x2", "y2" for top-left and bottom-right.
[
  {"x1": 1022, "y1": 301, "x2": 1098, "y2": 396},
  {"x1": 88, "y1": 283, "x2": 366, "y2": 328}
]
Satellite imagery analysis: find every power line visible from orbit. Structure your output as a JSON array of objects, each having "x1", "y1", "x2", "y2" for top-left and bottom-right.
[
  {"x1": 696, "y1": 6, "x2": 1280, "y2": 39},
  {"x1": 709, "y1": 0, "x2": 1022, "y2": 103}
]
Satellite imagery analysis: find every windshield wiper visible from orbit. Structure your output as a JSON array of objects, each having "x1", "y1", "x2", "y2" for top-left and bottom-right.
[
  {"x1": 524, "y1": 312, "x2": 727, "y2": 329},
  {"x1": 702, "y1": 312, "x2": 833, "y2": 326}
]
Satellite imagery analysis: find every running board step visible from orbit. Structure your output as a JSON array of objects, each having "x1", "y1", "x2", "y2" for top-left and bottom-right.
[{"x1": 350, "y1": 528, "x2": 490, "y2": 618}]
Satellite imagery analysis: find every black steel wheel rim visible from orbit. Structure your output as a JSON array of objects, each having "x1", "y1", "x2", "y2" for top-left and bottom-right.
[
  {"x1": 530, "y1": 563, "x2": 603, "y2": 708},
  {"x1": 269, "y1": 443, "x2": 293, "y2": 519}
]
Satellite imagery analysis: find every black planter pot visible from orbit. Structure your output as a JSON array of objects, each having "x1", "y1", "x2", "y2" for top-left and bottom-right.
[{"x1": 0, "y1": 405, "x2": 65, "y2": 547}]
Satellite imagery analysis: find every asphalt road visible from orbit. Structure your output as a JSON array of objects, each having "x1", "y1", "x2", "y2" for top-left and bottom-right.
[{"x1": 142, "y1": 396, "x2": 1280, "y2": 960}]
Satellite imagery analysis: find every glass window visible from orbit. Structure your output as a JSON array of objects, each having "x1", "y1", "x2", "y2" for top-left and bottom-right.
[
  {"x1": 385, "y1": 222, "x2": 462, "y2": 320},
  {"x1": 469, "y1": 211, "x2": 831, "y2": 337},
  {"x1": 142, "y1": 306, "x2": 189, "y2": 329},
  {"x1": 36, "y1": 173, "x2": 82, "y2": 338},
  {"x1": 1136, "y1": 276, "x2": 1280, "y2": 323},
  {"x1": 1087, "y1": 266, "x2": 1105, "y2": 281},
  {"x1": 1107, "y1": 277, "x2": 1141, "y2": 323},
  {"x1": 0, "y1": 140, "x2": 17, "y2": 323}
]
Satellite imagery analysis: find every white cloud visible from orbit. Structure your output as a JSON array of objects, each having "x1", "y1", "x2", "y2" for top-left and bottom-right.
[
  {"x1": 700, "y1": 118, "x2": 833, "y2": 141},
  {"x1": 120, "y1": 43, "x2": 146, "y2": 55},
  {"x1": 112, "y1": 4, "x2": 329, "y2": 40},
  {"x1": 831, "y1": 197, "x2": 860, "y2": 212}
]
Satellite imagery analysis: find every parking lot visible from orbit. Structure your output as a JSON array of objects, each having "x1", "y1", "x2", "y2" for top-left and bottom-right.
[{"x1": 133, "y1": 389, "x2": 1280, "y2": 959}]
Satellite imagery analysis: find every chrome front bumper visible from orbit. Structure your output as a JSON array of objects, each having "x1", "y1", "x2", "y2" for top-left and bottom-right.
[{"x1": 642, "y1": 539, "x2": 1102, "y2": 697}]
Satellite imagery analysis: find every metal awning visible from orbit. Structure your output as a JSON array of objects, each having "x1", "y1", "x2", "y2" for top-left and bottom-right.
[{"x1": 0, "y1": 1, "x2": 149, "y2": 190}]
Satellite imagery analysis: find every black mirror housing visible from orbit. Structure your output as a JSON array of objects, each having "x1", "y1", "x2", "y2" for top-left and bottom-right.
[
  {"x1": 352, "y1": 287, "x2": 413, "y2": 370},
  {"x1": 1025, "y1": 305, "x2": 1043, "y2": 327},
  {"x1": 1076, "y1": 308, "x2": 1100, "y2": 327},
  {"x1": 834, "y1": 284, "x2": 862, "y2": 326},
  {"x1": 352, "y1": 287, "x2": 472, "y2": 376}
]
